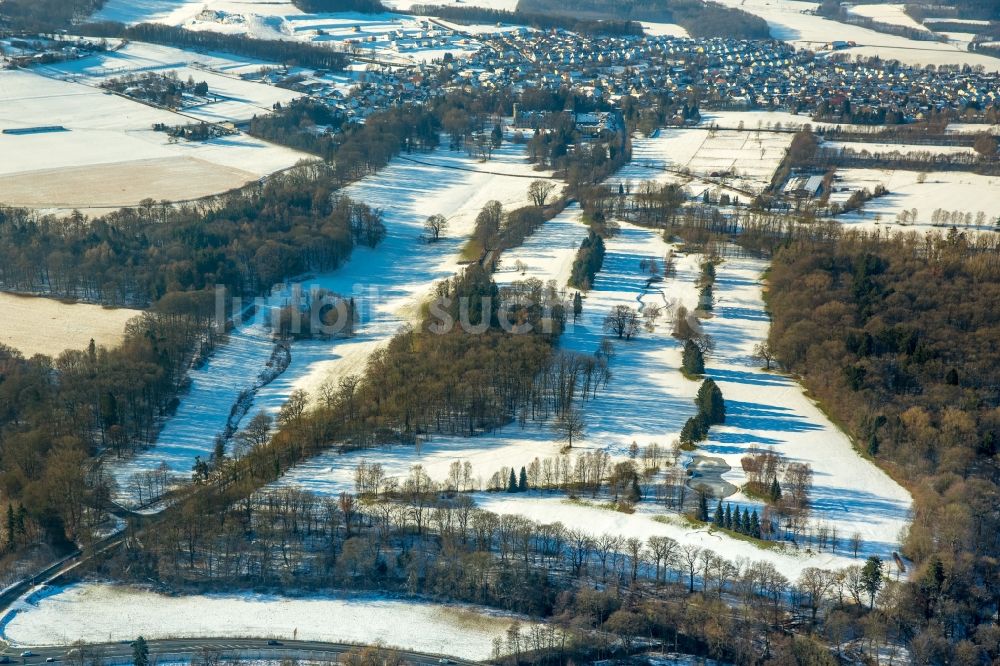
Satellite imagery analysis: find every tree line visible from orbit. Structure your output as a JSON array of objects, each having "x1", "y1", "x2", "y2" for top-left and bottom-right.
[{"x1": 80, "y1": 21, "x2": 350, "y2": 71}]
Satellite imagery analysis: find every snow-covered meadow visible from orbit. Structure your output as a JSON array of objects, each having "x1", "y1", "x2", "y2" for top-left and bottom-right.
[
  {"x1": 42, "y1": 42, "x2": 302, "y2": 123},
  {"x1": 0, "y1": 293, "x2": 140, "y2": 358},
  {"x1": 110, "y1": 139, "x2": 555, "y2": 504},
  {"x1": 0, "y1": 69, "x2": 306, "y2": 212},
  {"x1": 0, "y1": 583, "x2": 528, "y2": 659},
  {"x1": 828, "y1": 168, "x2": 1000, "y2": 232}
]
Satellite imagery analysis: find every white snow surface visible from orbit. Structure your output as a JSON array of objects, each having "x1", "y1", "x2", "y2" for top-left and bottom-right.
[
  {"x1": 828, "y1": 168, "x2": 1000, "y2": 232},
  {"x1": 0, "y1": 68, "x2": 306, "y2": 211},
  {"x1": 0, "y1": 582, "x2": 528, "y2": 659}
]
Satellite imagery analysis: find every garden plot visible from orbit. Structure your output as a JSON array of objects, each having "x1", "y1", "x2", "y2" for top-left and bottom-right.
[
  {"x1": 710, "y1": 0, "x2": 1000, "y2": 69},
  {"x1": 827, "y1": 168, "x2": 1000, "y2": 232},
  {"x1": 612, "y1": 116, "x2": 793, "y2": 199},
  {"x1": 0, "y1": 293, "x2": 139, "y2": 358},
  {"x1": 0, "y1": 69, "x2": 306, "y2": 211},
  {"x1": 111, "y1": 141, "x2": 553, "y2": 506},
  {"x1": 0, "y1": 582, "x2": 529, "y2": 660}
]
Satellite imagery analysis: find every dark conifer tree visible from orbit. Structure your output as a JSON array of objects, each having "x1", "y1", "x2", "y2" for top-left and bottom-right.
[
  {"x1": 697, "y1": 493, "x2": 710, "y2": 522},
  {"x1": 725, "y1": 503, "x2": 733, "y2": 530},
  {"x1": 682, "y1": 339, "x2": 705, "y2": 375},
  {"x1": 518, "y1": 466, "x2": 528, "y2": 492},
  {"x1": 713, "y1": 500, "x2": 724, "y2": 527},
  {"x1": 508, "y1": 468, "x2": 518, "y2": 493}
]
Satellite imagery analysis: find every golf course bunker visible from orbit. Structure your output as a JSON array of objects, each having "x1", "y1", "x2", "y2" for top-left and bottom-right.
[{"x1": 686, "y1": 455, "x2": 737, "y2": 498}]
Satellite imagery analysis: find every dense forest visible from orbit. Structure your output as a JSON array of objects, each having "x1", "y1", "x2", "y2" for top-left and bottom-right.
[
  {"x1": 291, "y1": 0, "x2": 387, "y2": 12},
  {"x1": 80, "y1": 22, "x2": 350, "y2": 71},
  {"x1": 514, "y1": 0, "x2": 771, "y2": 39},
  {"x1": 766, "y1": 228, "x2": 1000, "y2": 654},
  {"x1": 0, "y1": 0, "x2": 105, "y2": 31},
  {"x1": 0, "y1": 167, "x2": 382, "y2": 306},
  {"x1": 0, "y1": 302, "x2": 220, "y2": 552}
]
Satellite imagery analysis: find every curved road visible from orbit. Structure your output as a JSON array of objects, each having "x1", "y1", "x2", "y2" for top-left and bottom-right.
[{"x1": 0, "y1": 638, "x2": 478, "y2": 666}]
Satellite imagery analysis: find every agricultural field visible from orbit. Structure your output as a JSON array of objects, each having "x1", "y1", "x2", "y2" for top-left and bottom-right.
[
  {"x1": 711, "y1": 0, "x2": 1000, "y2": 68},
  {"x1": 827, "y1": 167, "x2": 1000, "y2": 232},
  {"x1": 42, "y1": 41, "x2": 303, "y2": 123},
  {"x1": 0, "y1": 582, "x2": 530, "y2": 659},
  {"x1": 0, "y1": 293, "x2": 140, "y2": 358},
  {"x1": 110, "y1": 137, "x2": 556, "y2": 505},
  {"x1": 0, "y1": 69, "x2": 307, "y2": 212}
]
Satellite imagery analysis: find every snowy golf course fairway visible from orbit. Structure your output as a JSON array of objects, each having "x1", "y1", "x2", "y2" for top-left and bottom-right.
[
  {"x1": 0, "y1": 583, "x2": 528, "y2": 659},
  {"x1": 108, "y1": 110, "x2": 911, "y2": 584}
]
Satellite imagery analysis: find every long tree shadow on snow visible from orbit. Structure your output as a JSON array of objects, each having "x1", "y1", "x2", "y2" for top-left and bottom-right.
[
  {"x1": 710, "y1": 367, "x2": 791, "y2": 387},
  {"x1": 723, "y1": 399, "x2": 824, "y2": 434},
  {"x1": 810, "y1": 485, "x2": 912, "y2": 522}
]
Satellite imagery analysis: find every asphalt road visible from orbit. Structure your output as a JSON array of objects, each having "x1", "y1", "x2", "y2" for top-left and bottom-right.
[{"x1": 0, "y1": 638, "x2": 478, "y2": 666}]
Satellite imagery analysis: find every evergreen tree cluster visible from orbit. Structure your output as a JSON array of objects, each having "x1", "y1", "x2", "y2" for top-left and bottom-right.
[
  {"x1": 507, "y1": 466, "x2": 530, "y2": 493},
  {"x1": 569, "y1": 230, "x2": 607, "y2": 290},
  {"x1": 712, "y1": 500, "x2": 762, "y2": 538},
  {"x1": 697, "y1": 260, "x2": 716, "y2": 312},
  {"x1": 681, "y1": 339, "x2": 704, "y2": 375},
  {"x1": 680, "y1": 378, "x2": 726, "y2": 445}
]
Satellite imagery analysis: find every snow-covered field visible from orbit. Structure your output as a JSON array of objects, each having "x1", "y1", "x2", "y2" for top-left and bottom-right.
[
  {"x1": 711, "y1": 0, "x2": 1000, "y2": 69},
  {"x1": 42, "y1": 42, "x2": 301, "y2": 123},
  {"x1": 274, "y1": 212, "x2": 686, "y2": 496},
  {"x1": 822, "y1": 140, "x2": 976, "y2": 157},
  {"x1": 0, "y1": 69, "x2": 306, "y2": 212},
  {"x1": 847, "y1": 3, "x2": 928, "y2": 33},
  {"x1": 0, "y1": 583, "x2": 528, "y2": 659},
  {"x1": 0, "y1": 293, "x2": 140, "y2": 358},
  {"x1": 111, "y1": 139, "x2": 555, "y2": 504},
  {"x1": 611, "y1": 112, "x2": 795, "y2": 198},
  {"x1": 829, "y1": 168, "x2": 1000, "y2": 232}
]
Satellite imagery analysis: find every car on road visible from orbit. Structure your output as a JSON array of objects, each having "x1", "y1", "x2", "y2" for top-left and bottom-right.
[
  {"x1": 20, "y1": 652, "x2": 34, "y2": 658},
  {"x1": 266, "y1": 640, "x2": 282, "y2": 646},
  {"x1": 45, "y1": 658, "x2": 55, "y2": 662},
  {"x1": 438, "y1": 660, "x2": 454, "y2": 664},
  {"x1": 1, "y1": 655, "x2": 12, "y2": 663}
]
